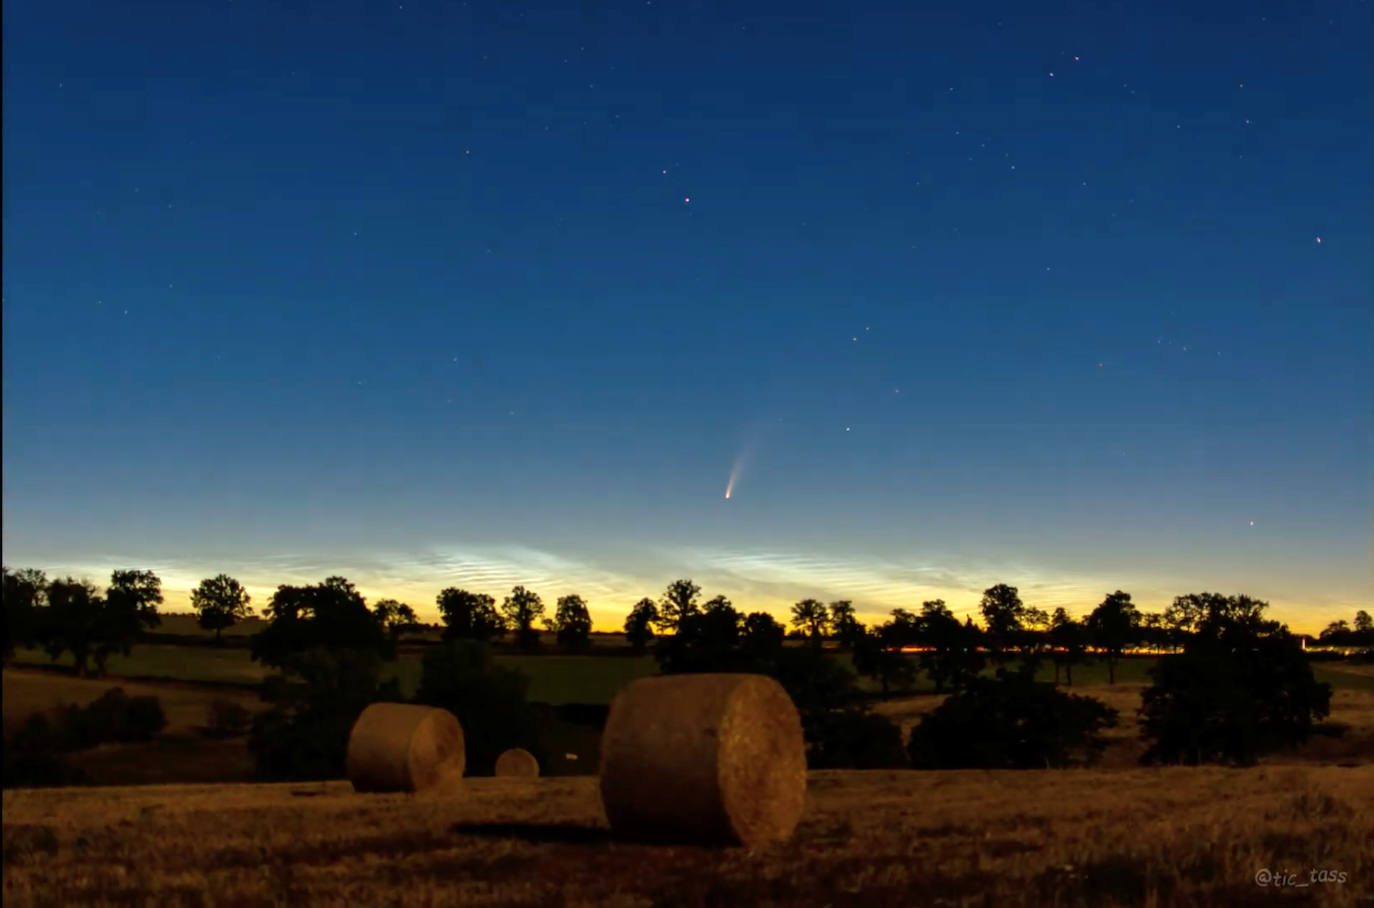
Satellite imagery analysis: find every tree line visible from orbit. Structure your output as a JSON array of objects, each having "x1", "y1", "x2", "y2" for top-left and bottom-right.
[{"x1": 3, "y1": 565, "x2": 1348, "y2": 777}]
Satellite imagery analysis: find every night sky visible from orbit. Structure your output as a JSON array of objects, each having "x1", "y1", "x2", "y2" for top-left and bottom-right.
[{"x1": 3, "y1": 0, "x2": 1370, "y2": 632}]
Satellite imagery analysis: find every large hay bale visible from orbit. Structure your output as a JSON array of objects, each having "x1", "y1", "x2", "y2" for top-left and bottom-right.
[
  {"x1": 599, "y1": 673, "x2": 806, "y2": 847},
  {"x1": 494, "y1": 747, "x2": 540, "y2": 778},
  {"x1": 346, "y1": 703, "x2": 465, "y2": 794}
]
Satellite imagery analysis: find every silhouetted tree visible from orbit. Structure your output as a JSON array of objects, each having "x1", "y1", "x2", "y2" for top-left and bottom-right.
[
  {"x1": 655, "y1": 595, "x2": 743, "y2": 673},
  {"x1": 918, "y1": 601, "x2": 984, "y2": 693},
  {"x1": 92, "y1": 569, "x2": 163, "y2": 674},
  {"x1": 1355, "y1": 610, "x2": 1373, "y2": 635},
  {"x1": 2, "y1": 567, "x2": 47, "y2": 664},
  {"x1": 501, "y1": 586, "x2": 545, "y2": 650},
  {"x1": 372, "y1": 599, "x2": 417, "y2": 639},
  {"x1": 740, "y1": 611, "x2": 785, "y2": 664},
  {"x1": 624, "y1": 597, "x2": 658, "y2": 652},
  {"x1": 549, "y1": 594, "x2": 592, "y2": 651},
  {"x1": 249, "y1": 649, "x2": 400, "y2": 781},
  {"x1": 979, "y1": 583, "x2": 1025, "y2": 664},
  {"x1": 828, "y1": 600, "x2": 863, "y2": 647},
  {"x1": 1086, "y1": 590, "x2": 1139, "y2": 684},
  {"x1": 1140, "y1": 601, "x2": 1331, "y2": 766},
  {"x1": 851, "y1": 624, "x2": 916, "y2": 699},
  {"x1": 655, "y1": 579, "x2": 701, "y2": 633},
  {"x1": 437, "y1": 587, "x2": 505, "y2": 642},
  {"x1": 1049, "y1": 607, "x2": 1089, "y2": 686},
  {"x1": 190, "y1": 574, "x2": 253, "y2": 642},
  {"x1": 412, "y1": 641, "x2": 544, "y2": 775},
  {"x1": 41, "y1": 577, "x2": 106, "y2": 676},
  {"x1": 250, "y1": 576, "x2": 393, "y2": 673},
  {"x1": 908, "y1": 667, "x2": 1118, "y2": 769},
  {"x1": 790, "y1": 598, "x2": 831, "y2": 643},
  {"x1": 1137, "y1": 611, "x2": 1168, "y2": 651}
]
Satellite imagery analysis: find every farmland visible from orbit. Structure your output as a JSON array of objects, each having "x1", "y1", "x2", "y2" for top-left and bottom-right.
[{"x1": 4, "y1": 766, "x2": 1371, "y2": 906}]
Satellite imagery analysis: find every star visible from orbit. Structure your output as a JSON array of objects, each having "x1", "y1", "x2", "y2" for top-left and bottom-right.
[
  {"x1": 1315, "y1": 236, "x2": 1322, "y2": 244},
  {"x1": 683, "y1": 197, "x2": 690, "y2": 203}
]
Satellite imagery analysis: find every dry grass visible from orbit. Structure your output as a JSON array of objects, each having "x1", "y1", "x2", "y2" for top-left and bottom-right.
[
  {"x1": 3, "y1": 766, "x2": 1371, "y2": 906},
  {"x1": 1, "y1": 669, "x2": 260, "y2": 737}
]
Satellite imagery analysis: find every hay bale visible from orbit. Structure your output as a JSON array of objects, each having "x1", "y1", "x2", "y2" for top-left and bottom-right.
[
  {"x1": 346, "y1": 703, "x2": 465, "y2": 793},
  {"x1": 494, "y1": 747, "x2": 540, "y2": 778},
  {"x1": 599, "y1": 673, "x2": 806, "y2": 847}
]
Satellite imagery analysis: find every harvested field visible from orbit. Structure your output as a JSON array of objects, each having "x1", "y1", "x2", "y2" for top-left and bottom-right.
[{"x1": 3, "y1": 767, "x2": 1371, "y2": 906}]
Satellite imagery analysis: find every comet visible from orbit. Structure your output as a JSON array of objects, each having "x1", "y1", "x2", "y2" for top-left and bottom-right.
[{"x1": 723, "y1": 449, "x2": 750, "y2": 500}]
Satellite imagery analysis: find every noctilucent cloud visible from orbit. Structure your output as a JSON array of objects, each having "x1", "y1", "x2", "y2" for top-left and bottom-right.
[{"x1": 3, "y1": 0, "x2": 1370, "y2": 632}]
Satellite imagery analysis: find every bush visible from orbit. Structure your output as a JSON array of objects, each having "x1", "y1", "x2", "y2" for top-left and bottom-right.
[
  {"x1": 412, "y1": 641, "x2": 545, "y2": 775},
  {"x1": 806, "y1": 709, "x2": 908, "y2": 769},
  {"x1": 908, "y1": 672, "x2": 1119, "y2": 769},
  {"x1": 121, "y1": 696, "x2": 167, "y2": 741},
  {"x1": 1, "y1": 714, "x2": 88, "y2": 789},
  {"x1": 1140, "y1": 631, "x2": 1331, "y2": 766},
  {"x1": 50, "y1": 688, "x2": 166, "y2": 749},
  {"x1": 249, "y1": 649, "x2": 400, "y2": 782},
  {"x1": 203, "y1": 699, "x2": 252, "y2": 739}
]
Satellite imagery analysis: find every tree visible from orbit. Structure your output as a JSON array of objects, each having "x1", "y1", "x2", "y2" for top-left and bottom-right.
[
  {"x1": 908, "y1": 668, "x2": 1119, "y2": 769},
  {"x1": 655, "y1": 579, "x2": 701, "y2": 633},
  {"x1": 549, "y1": 594, "x2": 592, "y2": 651},
  {"x1": 1140, "y1": 622, "x2": 1331, "y2": 766},
  {"x1": 41, "y1": 577, "x2": 104, "y2": 676},
  {"x1": 1355, "y1": 610, "x2": 1373, "y2": 634},
  {"x1": 1086, "y1": 590, "x2": 1139, "y2": 684},
  {"x1": 851, "y1": 624, "x2": 916, "y2": 699},
  {"x1": 624, "y1": 598, "x2": 658, "y2": 652},
  {"x1": 412, "y1": 641, "x2": 543, "y2": 775},
  {"x1": 1319, "y1": 620, "x2": 1351, "y2": 645},
  {"x1": 372, "y1": 599, "x2": 417, "y2": 639},
  {"x1": 978, "y1": 583, "x2": 1025, "y2": 663},
  {"x1": 501, "y1": 585, "x2": 545, "y2": 650},
  {"x1": 828, "y1": 600, "x2": 863, "y2": 647},
  {"x1": 2, "y1": 567, "x2": 47, "y2": 664},
  {"x1": 190, "y1": 574, "x2": 253, "y2": 642},
  {"x1": 437, "y1": 588, "x2": 505, "y2": 642},
  {"x1": 1049, "y1": 607, "x2": 1089, "y2": 686},
  {"x1": 96, "y1": 569, "x2": 163, "y2": 674},
  {"x1": 790, "y1": 598, "x2": 831, "y2": 643},
  {"x1": 249, "y1": 649, "x2": 400, "y2": 781},
  {"x1": 917, "y1": 601, "x2": 984, "y2": 693},
  {"x1": 740, "y1": 611, "x2": 785, "y2": 664},
  {"x1": 655, "y1": 596, "x2": 743, "y2": 674},
  {"x1": 250, "y1": 576, "x2": 393, "y2": 673}
]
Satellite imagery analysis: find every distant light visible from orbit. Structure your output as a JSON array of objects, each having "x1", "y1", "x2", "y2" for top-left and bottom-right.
[
  {"x1": 683, "y1": 197, "x2": 690, "y2": 203},
  {"x1": 1315, "y1": 236, "x2": 1322, "y2": 244}
]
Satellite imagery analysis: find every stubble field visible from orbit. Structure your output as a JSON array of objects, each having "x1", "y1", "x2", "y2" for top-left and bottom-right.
[{"x1": 4, "y1": 766, "x2": 1372, "y2": 907}]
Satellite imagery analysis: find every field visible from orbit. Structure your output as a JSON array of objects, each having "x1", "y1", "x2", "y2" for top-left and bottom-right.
[
  {"x1": 4, "y1": 766, "x2": 1371, "y2": 906},
  {"x1": 8, "y1": 645, "x2": 659, "y2": 704}
]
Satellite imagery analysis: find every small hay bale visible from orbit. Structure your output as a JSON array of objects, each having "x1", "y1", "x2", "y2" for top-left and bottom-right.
[
  {"x1": 346, "y1": 702, "x2": 465, "y2": 794},
  {"x1": 599, "y1": 673, "x2": 806, "y2": 847},
  {"x1": 494, "y1": 747, "x2": 540, "y2": 778}
]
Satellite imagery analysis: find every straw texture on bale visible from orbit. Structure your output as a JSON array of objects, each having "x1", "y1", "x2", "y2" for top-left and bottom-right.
[
  {"x1": 599, "y1": 673, "x2": 806, "y2": 847},
  {"x1": 494, "y1": 747, "x2": 540, "y2": 778},
  {"x1": 346, "y1": 703, "x2": 465, "y2": 793}
]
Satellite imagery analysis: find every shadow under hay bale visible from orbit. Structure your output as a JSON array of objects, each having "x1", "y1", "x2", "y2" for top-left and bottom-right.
[
  {"x1": 494, "y1": 747, "x2": 540, "y2": 778},
  {"x1": 599, "y1": 673, "x2": 806, "y2": 847},
  {"x1": 346, "y1": 703, "x2": 465, "y2": 794},
  {"x1": 450, "y1": 822, "x2": 612, "y2": 845}
]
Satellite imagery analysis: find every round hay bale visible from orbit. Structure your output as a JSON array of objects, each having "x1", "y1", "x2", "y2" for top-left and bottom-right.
[
  {"x1": 494, "y1": 747, "x2": 540, "y2": 778},
  {"x1": 346, "y1": 702, "x2": 465, "y2": 794},
  {"x1": 599, "y1": 673, "x2": 806, "y2": 847}
]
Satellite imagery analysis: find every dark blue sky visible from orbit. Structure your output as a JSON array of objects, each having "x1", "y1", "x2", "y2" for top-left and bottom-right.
[{"x1": 3, "y1": 0, "x2": 1370, "y2": 630}]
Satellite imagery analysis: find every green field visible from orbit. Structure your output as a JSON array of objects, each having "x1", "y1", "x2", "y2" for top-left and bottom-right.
[
  {"x1": 10, "y1": 645, "x2": 659, "y2": 705},
  {"x1": 13, "y1": 642, "x2": 1371, "y2": 706}
]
